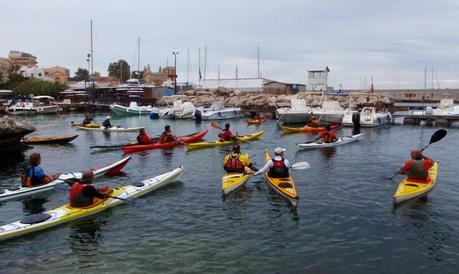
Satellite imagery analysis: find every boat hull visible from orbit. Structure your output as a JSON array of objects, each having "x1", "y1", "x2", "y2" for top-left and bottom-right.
[{"x1": 393, "y1": 161, "x2": 438, "y2": 204}]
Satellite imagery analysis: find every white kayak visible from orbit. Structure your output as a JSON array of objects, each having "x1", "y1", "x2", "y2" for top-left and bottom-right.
[
  {"x1": 296, "y1": 133, "x2": 363, "y2": 150},
  {"x1": 0, "y1": 166, "x2": 184, "y2": 242},
  {"x1": 74, "y1": 125, "x2": 144, "y2": 132},
  {"x1": 0, "y1": 156, "x2": 131, "y2": 202}
]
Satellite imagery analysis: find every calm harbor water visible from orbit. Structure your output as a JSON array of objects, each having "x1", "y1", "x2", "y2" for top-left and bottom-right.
[{"x1": 1, "y1": 114, "x2": 459, "y2": 273}]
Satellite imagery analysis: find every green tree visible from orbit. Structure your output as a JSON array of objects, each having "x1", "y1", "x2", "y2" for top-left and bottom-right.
[
  {"x1": 74, "y1": 67, "x2": 89, "y2": 81},
  {"x1": 13, "y1": 79, "x2": 67, "y2": 98},
  {"x1": 6, "y1": 65, "x2": 27, "y2": 89},
  {"x1": 108, "y1": 59, "x2": 130, "y2": 82}
]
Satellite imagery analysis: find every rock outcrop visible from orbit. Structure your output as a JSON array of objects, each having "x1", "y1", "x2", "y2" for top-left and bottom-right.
[
  {"x1": 0, "y1": 116, "x2": 35, "y2": 151},
  {"x1": 157, "y1": 88, "x2": 393, "y2": 111}
]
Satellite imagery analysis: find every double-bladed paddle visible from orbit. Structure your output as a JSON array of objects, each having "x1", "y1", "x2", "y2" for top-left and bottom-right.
[{"x1": 389, "y1": 129, "x2": 447, "y2": 180}]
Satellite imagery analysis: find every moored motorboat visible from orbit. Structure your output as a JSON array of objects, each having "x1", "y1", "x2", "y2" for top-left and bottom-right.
[
  {"x1": 6, "y1": 96, "x2": 62, "y2": 115},
  {"x1": 311, "y1": 100, "x2": 347, "y2": 124},
  {"x1": 167, "y1": 100, "x2": 196, "y2": 119},
  {"x1": 393, "y1": 161, "x2": 439, "y2": 204},
  {"x1": 264, "y1": 150, "x2": 298, "y2": 207},
  {"x1": 0, "y1": 166, "x2": 184, "y2": 242},
  {"x1": 276, "y1": 99, "x2": 313, "y2": 124},
  {"x1": 196, "y1": 101, "x2": 241, "y2": 120},
  {"x1": 0, "y1": 156, "x2": 131, "y2": 202},
  {"x1": 296, "y1": 133, "x2": 363, "y2": 150},
  {"x1": 110, "y1": 102, "x2": 159, "y2": 116},
  {"x1": 342, "y1": 107, "x2": 392, "y2": 127}
]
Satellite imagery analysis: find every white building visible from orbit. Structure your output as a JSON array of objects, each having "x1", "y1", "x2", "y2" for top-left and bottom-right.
[
  {"x1": 19, "y1": 66, "x2": 46, "y2": 79},
  {"x1": 308, "y1": 67, "x2": 330, "y2": 91}
]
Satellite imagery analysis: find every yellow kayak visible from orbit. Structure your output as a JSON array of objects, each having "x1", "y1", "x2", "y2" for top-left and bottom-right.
[
  {"x1": 70, "y1": 122, "x2": 101, "y2": 128},
  {"x1": 186, "y1": 130, "x2": 264, "y2": 150},
  {"x1": 222, "y1": 165, "x2": 251, "y2": 195},
  {"x1": 264, "y1": 150, "x2": 299, "y2": 207},
  {"x1": 0, "y1": 167, "x2": 183, "y2": 242},
  {"x1": 393, "y1": 161, "x2": 439, "y2": 204}
]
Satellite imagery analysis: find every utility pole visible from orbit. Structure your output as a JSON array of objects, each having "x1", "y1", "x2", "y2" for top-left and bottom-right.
[
  {"x1": 137, "y1": 37, "x2": 140, "y2": 78},
  {"x1": 90, "y1": 19, "x2": 94, "y2": 77},
  {"x1": 204, "y1": 46, "x2": 207, "y2": 80},
  {"x1": 424, "y1": 67, "x2": 427, "y2": 90},
  {"x1": 172, "y1": 51, "x2": 179, "y2": 94},
  {"x1": 186, "y1": 48, "x2": 190, "y2": 84},
  {"x1": 431, "y1": 67, "x2": 434, "y2": 90}
]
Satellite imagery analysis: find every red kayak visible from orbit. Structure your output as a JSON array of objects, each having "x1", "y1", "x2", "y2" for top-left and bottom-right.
[{"x1": 122, "y1": 130, "x2": 208, "y2": 153}]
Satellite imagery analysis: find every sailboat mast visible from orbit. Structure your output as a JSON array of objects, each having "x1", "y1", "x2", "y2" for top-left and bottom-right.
[
  {"x1": 187, "y1": 48, "x2": 190, "y2": 84},
  {"x1": 257, "y1": 46, "x2": 260, "y2": 78},
  {"x1": 431, "y1": 67, "x2": 434, "y2": 90},
  {"x1": 198, "y1": 48, "x2": 201, "y2": 83},
  {"x1": 424, "y1": 67, "x2": 427, "y2": 90},
  {"x1": 138, "y1": 37, "x2": 140, "y2": 77},
  {"x1": 204, "y1": 46, "x2": 207, "y2": 80},
  {"x1": 90, "y1": 19, "x2": 94, "y2": 76}
]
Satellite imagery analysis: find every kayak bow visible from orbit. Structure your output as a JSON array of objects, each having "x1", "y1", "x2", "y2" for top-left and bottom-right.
[{"x1": 186, "y1": 130, "x2": 264, "y2": 150}]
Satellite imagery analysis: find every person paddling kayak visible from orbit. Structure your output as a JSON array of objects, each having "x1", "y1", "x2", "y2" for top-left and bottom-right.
[
  {"x1": 253, "y1": 147, "x2": 290, "y2": 178},
  {"x1": 102, "y1": 116, "x2": 112, "y2": 129},
  {"x1": 397, "y1": 149, "x2": 434, "y2": 182},
  {"x1": 223, "y1": 145, "x2": 258, "y2": 173},
  {"x1": 82, "y1": 112, "x2": 93, "y2": 125},
  {"x1": 308, "y1": 116, "x2": 321, "y2": 128},
  {"x1": 160, "y1": 125, "x2": 176, "y2": 143},
  {"x1": 137, "y1": 128, "x2": 154, "y2": 144},
  {"x1": 218, "y1": 123, "x2": 234, "y2": 141},
  {"x1": 320, "y1": 125, "x2": 337, "y2": 143},
  {"x1": 22, "y1": 153, "x2": 59, "y2": 187},
  {"x1": 69, "y1": 170, "x2": 112, "y2": 208}
]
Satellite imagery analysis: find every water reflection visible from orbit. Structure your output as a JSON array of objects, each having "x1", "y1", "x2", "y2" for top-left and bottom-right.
[
  {"x1": 68, "y1": 217, "x2": 105, "y2": 269},
  {"x1": 22, "y1": 197, "x2": 48, "y2": 214},
  {"x1": 320, "y1": 148, "x2": 336, "y2": 160}
]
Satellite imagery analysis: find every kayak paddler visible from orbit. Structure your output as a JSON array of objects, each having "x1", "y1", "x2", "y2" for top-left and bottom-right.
[
  {"x1": 69, "y1": 170, "x2": 112, "y2": 208},
  {"x1": 218, "y1": 123, "x2": 234, "y2": 141},
  {"x1": 320, "y1": 125, "x2": 337, "y2": 143},
  {"x1": 223, "y1": 144, "x2": 258, "y2": 173},
  {"x1": 253, "y1": 147, "x2": 290, "y2": 178},
  {"x1": 102, "y1": 116, "x2": 112, "y2": 129},
  {"x1": 22, "y1": 153, "x2": 59, "y2": 187},
  {"x1": 82, "y1": 112, "x2": 93, "y2": 125},
  {"x1": 308, "y1": 116, "x2": 321, "y2": 128},
  {"x1": 397, "y1": 149, "x2": 434, "y2": 182},
  {"x1": 137, "y1": 128, "x2": 153, "y2": 144},
  {"x1": 160, "y1": 125, "x2": 176, "y2": 143}
]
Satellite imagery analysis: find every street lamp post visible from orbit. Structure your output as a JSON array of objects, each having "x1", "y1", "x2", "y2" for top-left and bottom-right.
[{"x1": 172, "y1": 51, "x2": 179, "y2": 94}]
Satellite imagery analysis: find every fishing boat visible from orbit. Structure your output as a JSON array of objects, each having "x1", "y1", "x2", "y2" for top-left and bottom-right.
[
  {"x1": 342, "y1": 107, "x2": 393, "y2": 127},
  {"x1": 195, "y1": 101, "x2": 241, "y2": 120},
  {"x1": 0, "y1": 156, "x2": 131, "y2": 202},
  {"x1": 110, "y1": 102, "x2": 159, "y2": 116},
  {"x1": 6, "y1": 96, "x2": 62, "y2": 115},
  {"x1": 0, "y1": 166, "x2": 183, "y2": 242},
  {"x1": 276, "y1": 99, "x2": 313, "y2": 124}
]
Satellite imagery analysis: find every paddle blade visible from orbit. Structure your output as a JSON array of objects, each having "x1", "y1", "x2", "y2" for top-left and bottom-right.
[
  {"x1": 291, "y1": 161, "x2": 310, "y2": 170},
  {"x1": 429, "y1": 129, "x2": 447, "y2": 145},
  {"x1": 210, "y1": 121, "x2": 220, "y2": 129}
]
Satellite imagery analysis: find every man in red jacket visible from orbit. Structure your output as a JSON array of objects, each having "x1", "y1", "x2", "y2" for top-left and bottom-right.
[
  {"x1": 137, "y1": 128, "x2": 153, "y2": 144},
  {"x1": 398, "y1": 149, "x2": 434, "y2": 182}
]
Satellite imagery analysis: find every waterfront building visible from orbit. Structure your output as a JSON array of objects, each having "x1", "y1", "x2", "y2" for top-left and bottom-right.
[
  {"x1": 44, "y1": 66, "x2": 70, "y2": 84},
  {"x1": 201, "y1": 77, "x2": 306, "y2": 94},
  {"x1": 0, "y1": 57, "x2": 10, "y2": 82},
  {"x1": 308, "y1": 67, "x2": 330, "y2": 91},
  {"x1": 8, "y1": 50, "x2": 37, "y2": 67},
  {"x1": 144, "y1": 65, "x2": 177, "y2": 86}
]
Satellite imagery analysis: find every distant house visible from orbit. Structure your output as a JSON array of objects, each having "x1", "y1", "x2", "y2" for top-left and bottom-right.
[{"x1": 308, "y1": 66, "x2": 330, "y2": 91}]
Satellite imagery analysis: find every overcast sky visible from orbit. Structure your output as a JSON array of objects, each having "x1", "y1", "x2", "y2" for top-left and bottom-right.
[{"x1": 1, "y1": 0, "x2": 459, "y2": 89}]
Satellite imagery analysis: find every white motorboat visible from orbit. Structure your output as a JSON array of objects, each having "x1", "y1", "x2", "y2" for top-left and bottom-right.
[
  {"x1": 195, "y1": 101, "x2": 241, "y2": 120},
  {"x1": 110, "y1": 102, "x2": 158, "y2": 116},
  {"x1": 342, "y1": 107, "x2": 393, "y2": 127},
  {"x1": 276, "y1": 99, "x2": 313, "y2": 124},
  {"x1": 6, "y1": 96, "x2": 62, "y2": 115},
  {"x1": 312, "y1": 100, "x2": 347, "y2": 124},
  {"x1": 167, "y1": 100, "x2": 196, "y2": 119}
]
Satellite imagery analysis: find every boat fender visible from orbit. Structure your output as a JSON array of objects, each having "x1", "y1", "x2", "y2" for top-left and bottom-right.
[
  {"x1": 132, "y1": 182, "x2": 145, "y2": 187},
  {"x1": 20, "y1": 213, "x2": 52, "y2": 225},
  {"x1": 8, "y1": 186, "x2": 20, "y2": 191}
]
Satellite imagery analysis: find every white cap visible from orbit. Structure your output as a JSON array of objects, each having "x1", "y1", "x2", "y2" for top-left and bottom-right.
[
  {"x1": 274, "y1": 147, "x2": 286, "y2": 154},
  {"x1": 106, "y1": 116, "x2": 111, "y2": 119}
]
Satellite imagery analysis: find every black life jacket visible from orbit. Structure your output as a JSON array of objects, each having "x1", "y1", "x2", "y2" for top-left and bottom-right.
[{"x1": 269, "y1": 158, "x2": 289, "y2": 178}]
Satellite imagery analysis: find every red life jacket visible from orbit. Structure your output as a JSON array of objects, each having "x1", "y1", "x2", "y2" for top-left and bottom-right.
[
  {"x1": 160, "y1": 131, "x2": 173, "y2": 143},
  {"x1": 219, "y1": 129, "x2": 233, "y2": 141},
  {"x1": 321, "y1": 131, "x2": 336, "y2": 143},
  {"x1": 69, "y1": 182, "x2": 93, "y2": 207},
  {"x1": 405, "y1": 159, "x2": 432, "y2": 183},
  {"x1": 137, "y1": 133, "x2": 151, "y2": 144},
  {"x1": 269, "y1": 158, "x2": 289, "y2": 178},
  {"x1": 225, "y1": 154, "x2": 244, "y2": 172}
]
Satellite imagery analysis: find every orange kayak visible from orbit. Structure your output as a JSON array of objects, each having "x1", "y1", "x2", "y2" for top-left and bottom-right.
[
  {"x1": 279, "y1": 124, "x2": 339, "y2": 133},
  {"x1": 246, "y1": 118, "x2": 265, "y2": 125},
  {"x1": 21, "y1": 135, "x2": 79, "y2": 144}
]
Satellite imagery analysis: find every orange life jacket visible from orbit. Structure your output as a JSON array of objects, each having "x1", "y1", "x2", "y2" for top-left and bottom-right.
[{"x1": 225, "y1": 154, "x2": 244, "y2": 172}]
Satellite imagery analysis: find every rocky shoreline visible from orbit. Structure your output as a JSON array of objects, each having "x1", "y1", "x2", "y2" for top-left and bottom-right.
[
  {"x1": 157, "y1": 88, "x2": 393, "y2": 111},
  {"x1": 0, "y1": 116, "x2": 35, "y2": 152}
]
